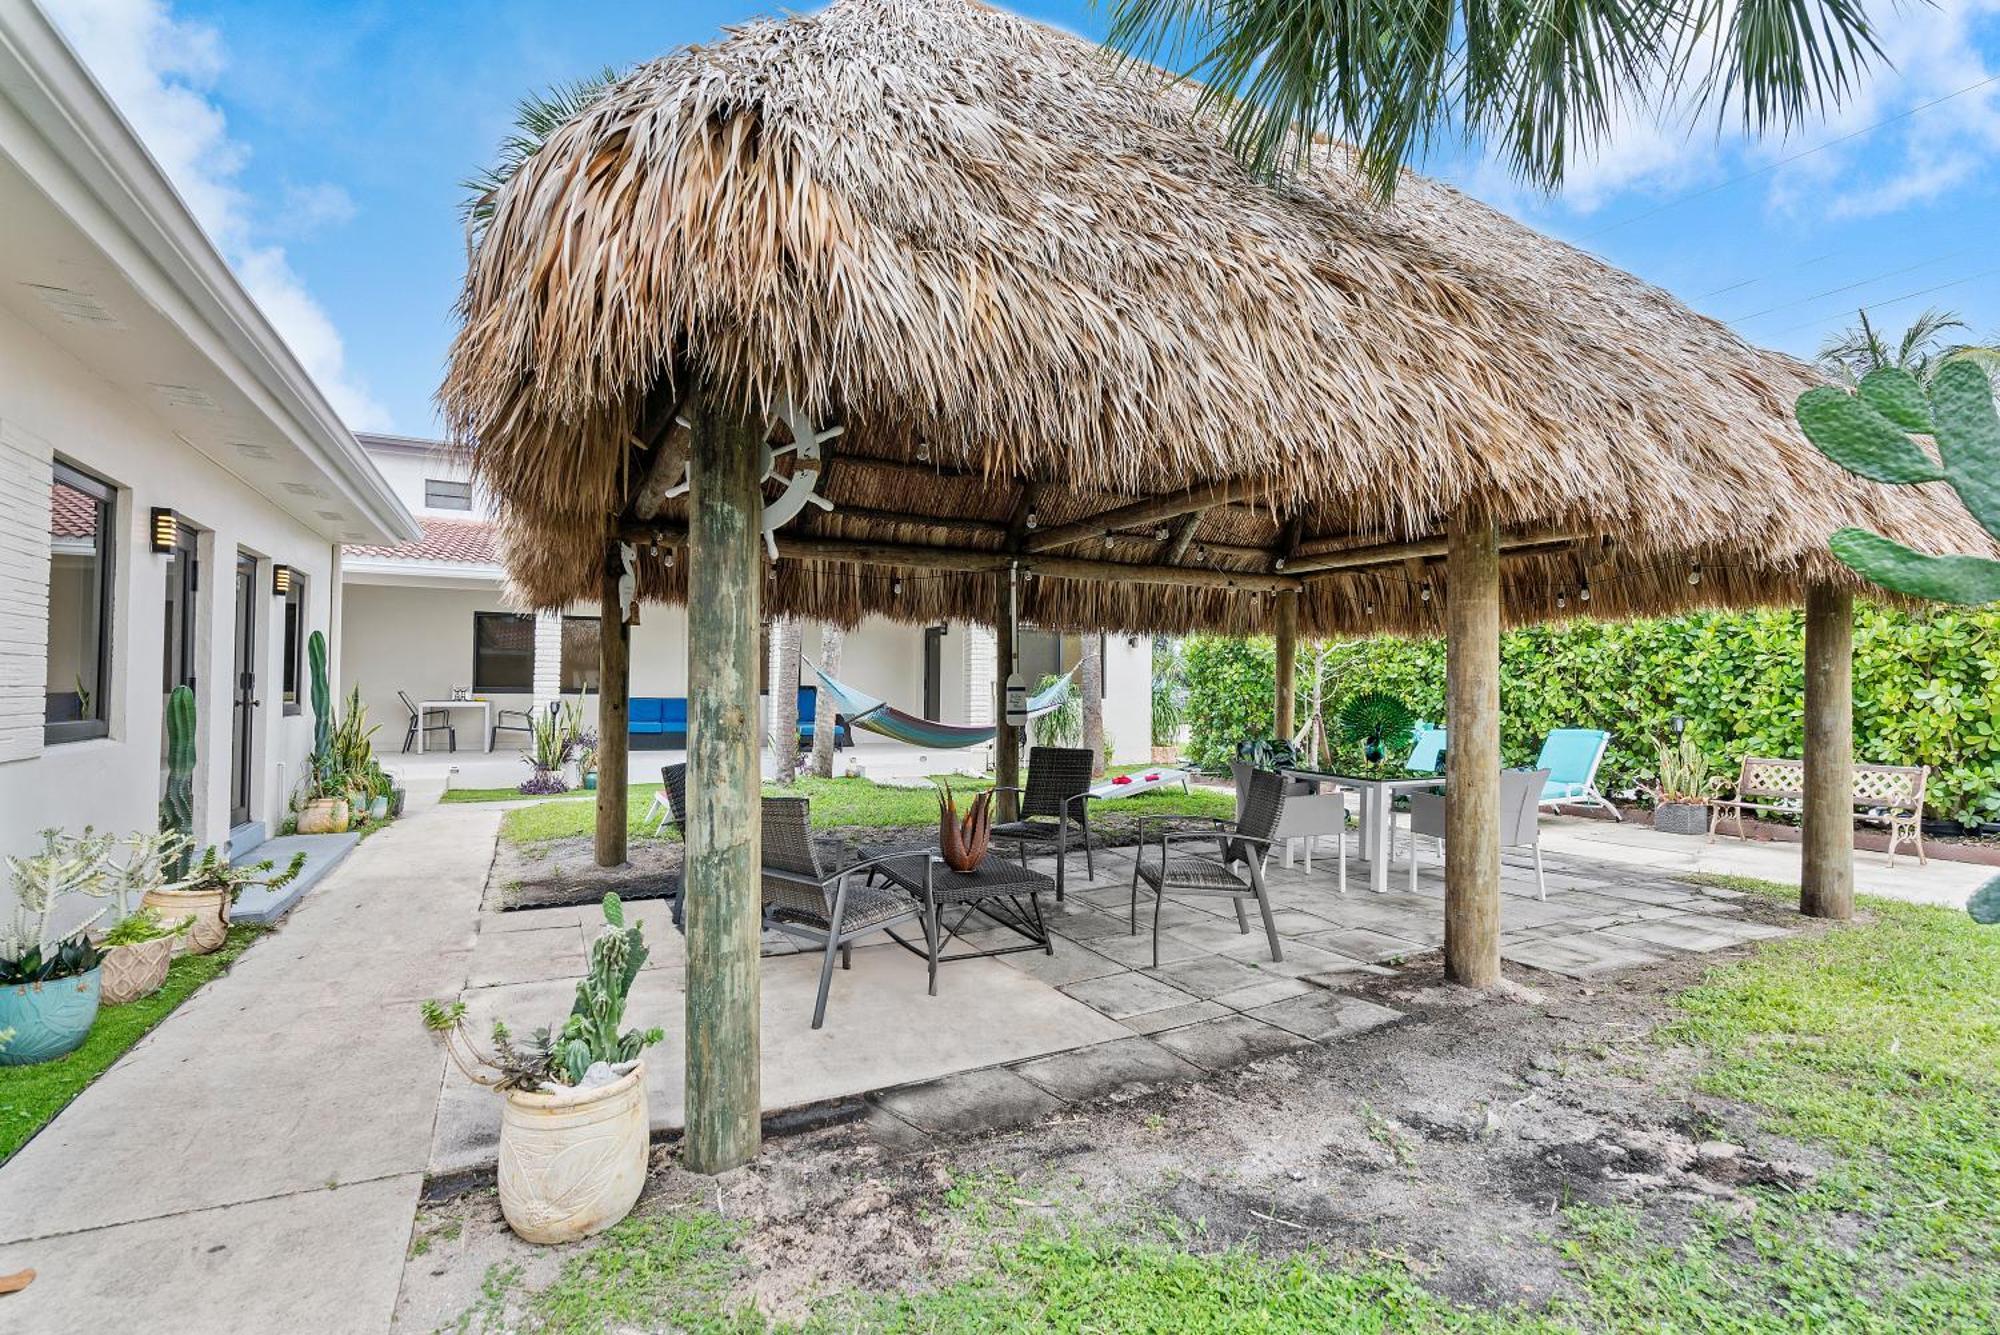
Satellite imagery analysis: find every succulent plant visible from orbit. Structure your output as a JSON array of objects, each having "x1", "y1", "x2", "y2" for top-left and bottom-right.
[
  {"x1": 166, "y1": 845, "x2": 307, "y2": 904},
  {"x1": 1797, "y1": 362, "x2": 2000, "y2": 605}
]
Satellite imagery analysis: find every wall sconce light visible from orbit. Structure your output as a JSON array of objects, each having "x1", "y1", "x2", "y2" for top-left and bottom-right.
[
  {"x1": 150, "y1": 507, "x2": 178, "y2": 553},
  {"x1": 272, "y1": 564, "x2": 293, "y2": 596}
]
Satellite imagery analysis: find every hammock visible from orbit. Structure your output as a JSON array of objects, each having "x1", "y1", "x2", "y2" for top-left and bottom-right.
[{"x1": 807, "y1": 660, "x2": 1078, "y2": 748}]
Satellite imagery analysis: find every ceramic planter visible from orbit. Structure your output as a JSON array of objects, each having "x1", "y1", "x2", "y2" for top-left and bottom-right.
[
  {"x1": 0, "y1": 968, "x2": 101, "y2": 1065},
  {"x1": 497, "y1": 1061, "x2": 649, "y2": 1244},
  {"x1": 97, "y1": 935, "x2": 174, "y2": 1004},
  {"x1": 1654, "y1": 801, "x2": 1711, "y2": 837},
  {"x1": 367, "y1": 794, "x2": 390, "y2": 821},
  {"x1": 299, "y1": 797, "x2": 350, "y2": 834},
  {"x1": 142, "y1": 885, "x2": 230, "y2": 955},
  {"x1": 389, "y1": 789, "x2": 408, "y2": 818}
]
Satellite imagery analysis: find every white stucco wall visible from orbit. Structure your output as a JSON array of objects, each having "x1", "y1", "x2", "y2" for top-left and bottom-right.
[{"x1": 0, "y1": 307, "x2": 337, "y2": 913}]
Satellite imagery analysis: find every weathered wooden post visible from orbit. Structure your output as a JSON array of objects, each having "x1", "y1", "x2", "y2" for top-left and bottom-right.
[
  {"x1": 1444, "y1": 512, "x2": 1502, "y2": 986},
  {"x1": 1801, "y1": 580, "x2": 1855, "y2": 920},
  {"x1": 1273, "y1": 589, "x2": 1299, "y2": 742},
  {"x1": 682, "y1": 392, "x2": 764, "y2": 1173},
  {"x1": 992, "y1": 572, "x2": 1020, "y2": 822},
  {"x1": 594, "y1": 549, "x2": 631, "y2": 867}
]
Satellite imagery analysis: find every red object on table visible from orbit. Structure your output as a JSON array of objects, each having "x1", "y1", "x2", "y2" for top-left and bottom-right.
[{"x1": 1112, "y1": 775, "x2": 1133, "y2": 785}]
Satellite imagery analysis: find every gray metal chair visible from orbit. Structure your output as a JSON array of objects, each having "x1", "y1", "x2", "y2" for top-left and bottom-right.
[
  {"x1": 1406, "y1": 768, "x2": 1550, "y2": 899},
  {"x1": 398, "y1": 690, "x2": 454, "y2": 752},
  {"x1": 760, "y1": 796, "x2": 922, "y2": 1029},
  {"x1": 656, "y1": 764, "x2": 690, "y2": 927},
  {"x1": 991, "y1": 746, "x2": 1098, "y2": 898},
  {"x1": 491, "y1": 706, "x2": 534, "y2": 748},
  {"x1": 1129, "y1": 767, "x2": 1289, "y2": 968}
]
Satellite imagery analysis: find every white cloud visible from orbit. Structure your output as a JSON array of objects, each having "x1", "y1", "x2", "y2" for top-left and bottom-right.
[{"x1": 42, "y1": 0, "x2": 390, "y2": 431}]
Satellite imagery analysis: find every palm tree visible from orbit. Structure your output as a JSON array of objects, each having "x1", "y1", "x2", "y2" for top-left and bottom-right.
[
  {"x1": 1102, "y1": 0, "x2": 1883, "y2": 195},
  {"x1": 462, "y1": 68, "x2": 621, "y2": 242},
  {"x1": 1816, "y1": 308, "x2": 2000, "y2": 387},
  {"x1": 808, "y1": 624, "x2": 846, "y2": 778}
]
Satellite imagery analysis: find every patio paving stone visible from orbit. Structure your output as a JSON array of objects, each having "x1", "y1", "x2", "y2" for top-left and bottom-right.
[
  {"x1": 1602, "y1": 913, "x2": 1791, "y2": 952},
  {"x1": 1144, "y1": 953, "x2": 1273, "y2": 998},
  {"x1": 1012, "y1": 1035, "x2": 1203, "y2": 1102},
  {"x1": 1121, "y1": 999, "x2": 1232, "y2": 1035},
  {"x1": 1085, "y1": 927, "x2": 1213, "y2": 968},
  {"x1": 1295, "y1": 927, "x2": 1425, "y2": 963},
  {"x1": 1059, "y1": 969, "x2": 1199, "y2": 1020},
  {"x1": 998, "y1": 940, "x2": 1128, "y2": 986},
  {"x1": 1253, "y1": 941, "x2": 1388, "y2": 978},
  {"x1": 1152, "y1": 1013, "x2": 1313, "y2": 1070},
  {"x1": 1212, "y1": 975, "x2": 1320, "y2": 1010},
  {"x1": 871, "y1": 1065, "x2": 1065, "y2": 1136},
  {"x1": 1249, "y1": 991, "x2": 1406, "y2": 1042},
  {"x1": 1501, "y1": 933, "x2": 1671, "y2": 978}
]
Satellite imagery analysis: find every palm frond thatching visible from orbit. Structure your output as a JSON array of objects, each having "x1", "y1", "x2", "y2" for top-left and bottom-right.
[{"x1": 440, "y1": 0, "x2": 1997, "y2": 641}]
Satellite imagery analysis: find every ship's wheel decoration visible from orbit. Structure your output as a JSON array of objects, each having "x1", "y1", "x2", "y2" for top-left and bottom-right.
[{"x1": 661, "y1": 397, "x2": 841, "y2": 559}]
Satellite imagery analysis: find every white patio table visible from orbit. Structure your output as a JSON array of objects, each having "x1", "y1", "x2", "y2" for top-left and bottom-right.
[
  {"x1": 1283, "y1": 767, "x2": 1443, "y2": 895},
  {"x1": 417, "y1": 699, "x2": 493, "y2": 753},
  {"x1": 1087, "y1": 767, "x2": 1191, "y2": 801}
]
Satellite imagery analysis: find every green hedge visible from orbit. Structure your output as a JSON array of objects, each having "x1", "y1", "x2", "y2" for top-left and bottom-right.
[{"x1": 1180, "y1": 607, "x2": 2000, "y2": 822}]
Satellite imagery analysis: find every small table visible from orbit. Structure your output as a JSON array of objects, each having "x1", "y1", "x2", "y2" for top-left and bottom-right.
[
  {"x1": 1284, "y1": 768, "x2": 1443, "y2": 895},
  {"x1": 874, "y1": 851, "x2": 1057, "y2": 997},
  {"x1": 417, "y1": 700, "x2": 493, "y2": 753},
  {"x1": 1088, "y1": 767, "x2": 1191, "y2": 800}
]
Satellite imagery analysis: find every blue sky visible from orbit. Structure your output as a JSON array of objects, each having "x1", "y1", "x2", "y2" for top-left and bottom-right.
[{"x1": 43, "y1": 0, "x2": 2000, "y2": 434}]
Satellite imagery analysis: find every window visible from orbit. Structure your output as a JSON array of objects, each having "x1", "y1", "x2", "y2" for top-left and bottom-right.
[
  {"x1": 425, "y1": 478, "x2": 473, "y2": 511},
  {"x1": 162, "y1": 524, "x2": 198, "y2": 694},
  {"x1": 473, "y1": 612, "x2": 534, "y2": 692},
  {"x1": 46, "y1": 460, "x2": 115, "y2": 742},
  {"x1": 281, "y1": 573, "x2": 306, "y2": 714},
  {"x1": 560, "y1": 616, "x2": 601, "y2": 693}
]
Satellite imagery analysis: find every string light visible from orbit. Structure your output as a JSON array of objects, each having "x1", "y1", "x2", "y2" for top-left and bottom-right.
[
  {"x1": 1152, "y1": 527, "x2": 1168, "y2": 540},
  {"x1": 1025, "y1": 506, "x2": 1039, "y2": 529},
  {"x1": 1191, "y1": 544, "x2": 1206, "y2": 561},
  {"x1": 1419, "y1": 581, "x2": 1432, "y2": 602},
  {"x1": 664, "y1": 549, "x2": 675, "y2": 568},
  {"x1": 1273, "y1": 556, "x2": 1286, "y2": 571},
  {"x1": 1556, "y1": 589, "x2": 1568, "y2": 610},
  {"x1": 892, "y1": 576, "x2": 903, "y2": 595},
  {"x1": 915, "y1": 441, "x2": 931, "y2": 462},
  {"x1": 1578, "y1": 581, "x2": 1591, "y2": 603},
  {"x1": 1688, "y1": 562, "x2": 1703, "y2": 587},
  {"x1": 1364, "y1": 600, "x2": 1376, "y2": 615}
]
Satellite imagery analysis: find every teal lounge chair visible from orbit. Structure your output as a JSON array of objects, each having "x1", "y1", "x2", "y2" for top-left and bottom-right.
[
  {"x1": 1534, "y1": 728, "x2": 1621, "y2": 820},
  {"x1": 1405, "y1": 725, "x2": 1446, "y2": 774}
]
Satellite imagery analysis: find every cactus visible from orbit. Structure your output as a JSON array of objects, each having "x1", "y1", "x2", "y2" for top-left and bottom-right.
[
  {"x1": 1797, "y1": 361, "x2": 2000, "y2": 605},
  {"x1": 160, "y1": 685, "x2": 197, "y2": 877},
  {"x1": 307, "y1": 629, "x2": 333, "y2": 776}
]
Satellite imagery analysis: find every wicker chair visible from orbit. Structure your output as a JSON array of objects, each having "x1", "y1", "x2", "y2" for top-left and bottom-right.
[
  {"x1": 1129, "y1": 766, "x2": 1288, "y2": 968},
  {"x1": 761, "y1": 796, "x2": 923, "y2": 1029},
  {"x1": 991, "y1": 746, "x2": 1098, "y2": 898}
]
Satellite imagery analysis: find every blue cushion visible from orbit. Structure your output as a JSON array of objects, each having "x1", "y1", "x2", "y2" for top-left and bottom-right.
[
  {"x1": 661, "y1": 698, "x2": 686, "y2": 727},
  {"x1": 1535, "y1": 729, "x2": 1609, "y2": 785},
  {"x1": 1542, "y1": 780, "x2": 1586, "y2": 802},
  {"x1": 1405, "y1": 727, "x2": 1447, "y2": 774}
]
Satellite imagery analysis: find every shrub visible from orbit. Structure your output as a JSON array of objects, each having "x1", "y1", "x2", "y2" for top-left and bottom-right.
[{"x1": 1181, "y1": 606, "x2": 2000, "y2": 821}]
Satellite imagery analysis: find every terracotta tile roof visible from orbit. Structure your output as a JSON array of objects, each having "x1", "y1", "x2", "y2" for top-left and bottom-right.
[
  {"x1": 49, "y1": 482, "x2": 99, "y2": 538},
  {"x1": 343, "y1": 516, "x2": 499, "y2": 564}
]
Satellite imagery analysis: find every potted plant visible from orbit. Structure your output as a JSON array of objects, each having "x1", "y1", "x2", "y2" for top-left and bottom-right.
[
  {"x1": 421, "y1": 894, "x2": 662, "y2": 1244},
  {"x1": 143, "y1": 846, "x2": 307, "y2": 955},
  {"x1": 298, "y1": 631, "x2": 351, "y2": 834},
  {"x1": 1645, "y1": 734, "x2": 1717, "y2": 836},
  {"x1": 1, "y1": 831, "x2": 107, "y2": 1066},
  {"x1": 936, "y1": 781, "x2": 993, "y2": 872},
  {"x1": 520, "y1": 708, "x2": 574, "y2": 795},
  {"x1": 87, "y1": 830, "x2": 191, "y2": 1004}
]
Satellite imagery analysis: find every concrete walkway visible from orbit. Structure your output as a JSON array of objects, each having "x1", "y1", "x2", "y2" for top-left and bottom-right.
[{"x1": 0, "y1": 800, "x2": 493, "y2": 1334}]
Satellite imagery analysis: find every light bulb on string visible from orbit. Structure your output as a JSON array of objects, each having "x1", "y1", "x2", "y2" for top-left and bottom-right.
[
  {"x1": 1556, "y1": 589, "x2": 1568, "y2": 610},
  {"x1": 1688, "y1": 562, "x2": 1703, "y2": 587},
  {"x1": 1578, "y1": 582, "x2": 1591, "y2": 603},
  {"x1": 1191, "y1": 544, "x2": 1206, "y2": 562},
  {"x1": 892, "y1": 576, "x2": 903, "y2": 595},
  {"x1": 915, "y1": 441, "x2": 931, "y2": 463},
  {"x1": 1025, "y1": 507, "x2": 1038, "y2": 530},
  {"x1": 1419, "y1": 581, "x2": 1432, "y2": 602}
]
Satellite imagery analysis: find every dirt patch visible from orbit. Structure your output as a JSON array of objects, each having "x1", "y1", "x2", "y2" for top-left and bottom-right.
[{"x1": 401, "y1": 890, "x2": 1840, "y2": 1326}]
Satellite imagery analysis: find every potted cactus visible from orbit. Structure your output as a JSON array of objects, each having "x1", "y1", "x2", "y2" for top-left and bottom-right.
[
  {"x1": 421, "y1": 894, "x2": 662, "y2": 1244},
  {"x1": 143, "y1": 846, "x2": 306, "y2": 955},
  {"x1": 298, "y1": 630, "x2": 351, "y2": 834},
  {"x1": 1, "y1": 831, "x2": 108, "y2": 1066}
]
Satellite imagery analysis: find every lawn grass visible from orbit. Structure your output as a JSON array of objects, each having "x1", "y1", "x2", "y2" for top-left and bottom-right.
[
  {"x1": 458, "y1": 876, "x2": 2000, "y2": 1331},
  {"x1": 0, "y1": 925, "x2": 263, "y2": 1164},
  {"x1": 498, "y1": 772, "x2": 1236, "y2": 845}
]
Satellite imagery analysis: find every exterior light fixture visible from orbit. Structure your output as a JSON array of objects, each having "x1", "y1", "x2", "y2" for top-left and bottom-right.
[
  {"x1": 272, "y1": 564, "x2": 293, "y2": 596},
  {"x1": 150, "y1": 507, "x2": 178, "y2": 553}
]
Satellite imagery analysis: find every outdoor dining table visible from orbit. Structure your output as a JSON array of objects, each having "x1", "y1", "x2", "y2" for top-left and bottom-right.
[
  {"x1": 415, "y1": 698, "x2": 493, "y2": 753},
  {"x1": 1283, "y1": 767, "x2": 1445, "y2": 895},
  {"x1": 874, "y1": 850, "x2": 1057, "y2": 997}
]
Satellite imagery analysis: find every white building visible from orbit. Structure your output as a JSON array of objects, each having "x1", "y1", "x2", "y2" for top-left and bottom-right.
[
  {"x1": 0, "y1": 3, "x2": 418, "y2": 884},
  {"x1": 338, "y1": 434, "x2": 1155, "y2": 777}
]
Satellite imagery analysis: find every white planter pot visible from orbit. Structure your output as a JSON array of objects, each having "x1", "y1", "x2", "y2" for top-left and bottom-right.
[
  {"x1": 497, "y1": 1061, "x2": 649, "y2": 1244},
  {"x1": 141, "y1": 886, "x2": 229, "y2": 955}
]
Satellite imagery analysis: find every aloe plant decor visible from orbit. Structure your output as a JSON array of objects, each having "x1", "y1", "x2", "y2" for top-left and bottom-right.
[
  {"x1": 937, "y1": 781, "x2": 994, "y2": 872},
  {"x1": 1797, "y1": 362, "x2": 2000, "y2": 605}
]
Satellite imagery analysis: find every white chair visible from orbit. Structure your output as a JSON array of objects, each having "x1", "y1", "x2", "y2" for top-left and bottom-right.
[
  {"x1": 1406, "y1": 768, "x2": 1550, "y2": 900},
  {"x1": 1231, "y1": 761, "x2": 1348, "y2": 890}
]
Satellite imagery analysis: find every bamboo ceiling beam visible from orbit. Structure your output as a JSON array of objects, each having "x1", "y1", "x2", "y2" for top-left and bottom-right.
[
  {"x1": 1161, "y1": 511, "x2": 1203, "y2": 564},
  {"x1": 1021, "y1": 478, "x2": 1264, "y2": 553},
  {"x1": 1287, "y1": 525, "x2": 1589, "y2": 576},
  {"x1": 622, "y1": 523, "x2": 1304, "y2": 593},
  {"x1": 627, "y1": 384, "x2": 692, "y2": 522}
]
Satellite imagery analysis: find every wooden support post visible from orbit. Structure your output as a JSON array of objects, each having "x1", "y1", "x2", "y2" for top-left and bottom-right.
[
  {"x1": 1801, "y1": 581, "x2": 1855, "y2": 920},
  {"x1": 594, "y1": 553, "x2": 631, "y2": 867},
  {"x1": 1444, "y1": 512, "x2": 1502, "y2": 987},
  {"x1": 1273, "y1": 590, "x2": 1299, "y2": 742},
  {"x1": 682, "y1": 394, "x2": 763, "y2": 1174},
  {"x1": 992, "y1": 575, "x2": 1020, "y2": 822}
]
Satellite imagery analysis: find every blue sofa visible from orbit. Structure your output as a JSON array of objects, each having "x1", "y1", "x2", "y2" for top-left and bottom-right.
[
  {"x1": 795, "y1": 685, "x2": 850, "y2": 749},
  {"x1": 628, "y1": 696, "x2": 687, "y2": 749}
]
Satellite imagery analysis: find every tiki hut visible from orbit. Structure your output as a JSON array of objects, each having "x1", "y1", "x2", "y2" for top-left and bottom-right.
[{"x1": 441, "y1": 0, "x2": 1993, "y2": 1171}]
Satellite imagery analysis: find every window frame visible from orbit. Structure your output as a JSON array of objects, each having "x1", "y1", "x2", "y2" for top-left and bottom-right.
[
  {"x1": 558, "y1": 614, "x2": 601, "y2": 694},
  {"x1": 281, "y1": 572, "x2": 306, "y2": 715},
  {"x1": 424, "y1": 477, "x2": 474, "y2": 511},
  {"x1": 471, "y1": 610, "x2": 535, "y2": 694},
  {"x1": 45, "y1": 459, "x2": 116, "y2": 745}
]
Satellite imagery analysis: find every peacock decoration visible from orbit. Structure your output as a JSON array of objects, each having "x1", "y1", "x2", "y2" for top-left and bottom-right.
[{"x1": 1337, "y1": 692, "x2": 1417, "y2": 767}]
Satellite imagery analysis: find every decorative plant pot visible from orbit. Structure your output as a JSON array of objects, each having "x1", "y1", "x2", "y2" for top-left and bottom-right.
[
  {"x1": 368, "y1": 794, "x2": 391, "y2": 822},
  {"x1": 389, "y1": 789, "x2": 408, "y2": 818},
  {"x1": 582, "y1": 773, "x2": 598, "y2": 791},
  {"x1": 298, "y1": 797, "x2": 350, "y2": 835},
  {"x1": 97, "y1": 936, "x2": 174, "y2": 1004},
  {"x1": 142, "y1": 885, "x2": 230, "y2": 955},
  {"x1": 1654, "y1": 801, "x2": 1711, "y2": 837},
  {"x1": 0, "y1": 968, "x2": 101, "y2": 1066},
  {"x1": 497, "y1": 1061, "x2": 649, "y2": 1244}
]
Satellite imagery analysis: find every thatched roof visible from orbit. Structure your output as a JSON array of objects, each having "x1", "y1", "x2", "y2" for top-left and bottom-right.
[{"x1": 440, "y1": 0, "x2": 1994, "y2": 636}]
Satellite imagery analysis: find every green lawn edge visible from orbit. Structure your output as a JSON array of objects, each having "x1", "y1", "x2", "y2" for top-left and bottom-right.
[{"x1": 0, "y1": 925, "x2": 265, "y2": 1164}]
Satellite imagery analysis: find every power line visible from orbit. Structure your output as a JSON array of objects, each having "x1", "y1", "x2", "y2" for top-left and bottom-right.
[
  {"x1": 1764, "y1": 265, "x2": 2000, "y2": 338},
  {"x1": 1577, "y1": 73, "x2": 2000, "y2": 242},
  {"x1": 1726, "y1": 246, "x2": 1977, "y2": 324}
]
